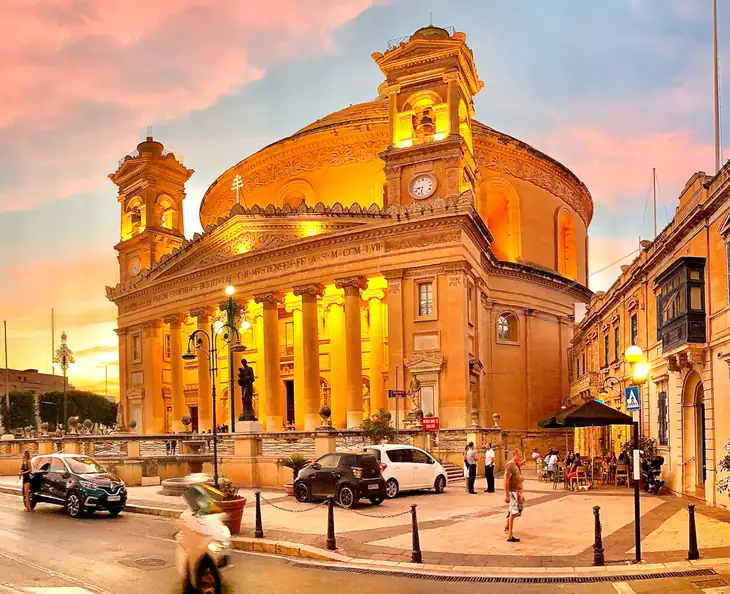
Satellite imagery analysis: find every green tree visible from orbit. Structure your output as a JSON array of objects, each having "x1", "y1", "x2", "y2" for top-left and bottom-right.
[
  {"x1": 362, "y1": 408, "x2": 397, "y2": 444},
  {"x1": 39, "y1": 390, "x2": 117, "y2": 428},
  {"x1": 0, "y1": 391, "x2": 37, "y2": 430}
]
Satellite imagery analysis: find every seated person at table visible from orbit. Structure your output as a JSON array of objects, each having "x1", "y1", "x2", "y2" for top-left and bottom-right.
[
  {"x1": 567, "y1": 453, "x2": 583, "y2": 479},
  {"x1": 565, "y1": 450, "x2": 575, "y2": 467}
]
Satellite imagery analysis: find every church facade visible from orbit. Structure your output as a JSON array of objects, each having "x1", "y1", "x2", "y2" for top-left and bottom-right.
[{"x1": 107, "y1": 26, "x2": 593, "y2": 435}]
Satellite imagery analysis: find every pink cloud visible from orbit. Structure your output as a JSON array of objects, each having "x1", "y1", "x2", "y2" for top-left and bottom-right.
[
  {"x1": 538, "y1": 126, "x2": 717, "y2": 211},
  {"x1": 0, "y1": 0, "x2": 378, "y2": 212}
]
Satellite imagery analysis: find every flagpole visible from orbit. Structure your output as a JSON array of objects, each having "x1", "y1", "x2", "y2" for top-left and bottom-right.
[
  {"x1": 51, "y1": 308, "x2": 55, "y2": 375},
  {"x1": 714, "y1": 0, "x2": 721, "y2": 173},
  {"x1": 3, "y1": 320, "x2": 9, "y2": 410}
]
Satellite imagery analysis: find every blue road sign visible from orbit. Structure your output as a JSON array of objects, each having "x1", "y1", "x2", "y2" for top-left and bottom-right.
[{"x1": 625, "y1": 386, "x2": 640, "y2": 411}]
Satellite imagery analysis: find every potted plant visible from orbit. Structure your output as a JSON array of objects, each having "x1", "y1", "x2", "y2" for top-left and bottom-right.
[
  {"x1": 281, "y1": 454, "x2": 309, "y2": 496},
  {"x1": 216, "y1": 478, "x2": 246, "y2": 535}
]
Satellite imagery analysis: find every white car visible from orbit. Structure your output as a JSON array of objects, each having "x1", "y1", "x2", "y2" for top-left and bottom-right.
[{"x1": 365, "y1": 444, "x2": 448, "y2": 498}]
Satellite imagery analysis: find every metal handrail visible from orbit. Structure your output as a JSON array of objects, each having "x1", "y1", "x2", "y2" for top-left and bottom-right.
[{"x1": 680, "y1": 456, "x2": 695, "y2": 466}]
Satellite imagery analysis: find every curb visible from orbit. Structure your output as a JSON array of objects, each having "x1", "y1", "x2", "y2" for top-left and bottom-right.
[
  {"x1": 0, "y1": 484, "x2": 182, "y2": 518},
  {"x1": 229, "y1": 536, "x2": 730, "y2": 578}
]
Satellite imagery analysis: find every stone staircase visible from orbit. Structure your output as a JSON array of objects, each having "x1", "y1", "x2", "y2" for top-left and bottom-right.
[{"x1": 441, "y1": 462, "x2": 464, "y2": 484}]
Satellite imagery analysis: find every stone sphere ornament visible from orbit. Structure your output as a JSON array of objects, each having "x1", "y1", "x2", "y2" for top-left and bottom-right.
[
  {"x1": 129, "y1": 419, "x2": 137, "y2": 429},
  {"x1": 83, "y1": 419, "x2": 93, "y2": 430},
  {"x1": 319, "y1": 406, "x2": 332, "y2": 424},
  {"x1": 181, "y1": 414, "x2": 192, "y2": 428}
]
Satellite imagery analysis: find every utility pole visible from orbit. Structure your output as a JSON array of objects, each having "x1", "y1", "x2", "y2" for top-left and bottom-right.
[
  {"x1": 714, "y1": 0, "x2": 721, "y2": 173},
  {"x1": 3, "y1": 320, "x2": 9, "y2": 433}
]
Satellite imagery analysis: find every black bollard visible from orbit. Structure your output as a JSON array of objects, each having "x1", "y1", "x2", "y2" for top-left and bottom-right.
[
  {"x1": 326, "y1": 496, "x2": 336, "y2": 551},
  {"x1": 593, "y1": 505, "x2": 605, "y2": 566},
  {"x1": 411, "y1": 504, "x2": 422, "y2": 564},
  {"x1": 254, "y1": 491, "x2": 264, "y2": 539},
  {"x1": 688, "y1": 504, "x2": 699, "y2": 560}
]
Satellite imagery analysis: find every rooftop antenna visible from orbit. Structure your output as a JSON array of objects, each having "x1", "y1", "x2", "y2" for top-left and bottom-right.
[{"x1": 146, "y1": 125, "x2": 153, "y2": 139}]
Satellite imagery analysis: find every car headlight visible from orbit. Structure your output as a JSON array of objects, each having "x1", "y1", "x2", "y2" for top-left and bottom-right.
[
  {"x1": 79, "y1": 480, "x2": 99, "y2": 490},
  {"x1": 208, "y1": 540, "x2": 227, "y2": 554}
]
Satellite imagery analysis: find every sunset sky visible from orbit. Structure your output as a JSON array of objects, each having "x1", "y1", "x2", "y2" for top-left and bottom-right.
[{"x1": 0, "y1": 0, "x2": 726, "y2": 396}]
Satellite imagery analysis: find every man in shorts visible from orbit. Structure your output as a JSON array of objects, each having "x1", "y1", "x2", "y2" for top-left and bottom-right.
[{"x1": 504, "y1": 449, "x2": 524, "y2": 542}]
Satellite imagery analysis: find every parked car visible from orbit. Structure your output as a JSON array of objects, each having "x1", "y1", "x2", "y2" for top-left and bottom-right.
[
  {"x1": 365, "y1": 445, "x2": 447, "y2": 498},
  {"x1": 293, "y1": 452, "x2": 385, "y2": 508},
  {"x1": 30, "y1": 454, "x2": 127, "y2": 518}
]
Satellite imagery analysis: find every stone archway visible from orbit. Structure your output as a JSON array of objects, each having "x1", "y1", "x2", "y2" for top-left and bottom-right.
[{"x1": 682, "y1": 370, "x2": 706, "y2": 493}]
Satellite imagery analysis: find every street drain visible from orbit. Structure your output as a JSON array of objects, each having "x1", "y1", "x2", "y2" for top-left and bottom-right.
[
  {"x1": 294, "y1": 564, "x2": 717, "y2": 584},
  {"x1": 134, "y1": 557, "x2": 167, "y2": 568}
]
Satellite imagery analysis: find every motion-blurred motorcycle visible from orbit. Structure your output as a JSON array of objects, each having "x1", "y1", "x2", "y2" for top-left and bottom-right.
[
  {"x1": 641, "y1": 455, "x2": 665, "y2": 495},
  {"x1": 176, "y1": 483, "x2": 232, "y2": 594}
]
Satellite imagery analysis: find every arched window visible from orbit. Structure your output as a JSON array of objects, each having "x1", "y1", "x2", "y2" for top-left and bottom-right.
[
  {"x1": 158, "y1": 196, "x2": 176, "y2": 231},
  {"x1": 477, "y1": 179, "x2": 522, "y2": 262},
  {"x1": 277, "y1": 179, "x2": 315, "y2": 209},
  {"x1": 496, "y1": 312, "x2": 518, "y2": 342},
  {"x1": 556, "y1": 209, "x2": 577, "y2": 280},
  {"x1": 124, "y1": 198, "x2": 144, "y2": 239}
]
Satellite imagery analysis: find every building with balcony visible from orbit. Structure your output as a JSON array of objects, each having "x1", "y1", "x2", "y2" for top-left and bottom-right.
[
  {"x1": 568, "y1": 169, "x2": 730, "y2": 507},
  {"x1": 106, "y1": 26, "x2": 593, "y2": 436}
]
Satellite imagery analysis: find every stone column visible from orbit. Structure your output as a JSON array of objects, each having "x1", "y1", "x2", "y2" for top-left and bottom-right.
[
  {"x1": 141, "y1": 319, "x2": 163, "y2": 434},
  {"x1": 115, "y1": 328, "x2": 129, "y2": 427},
  {"x1": 383, "y1": 269, "x2": 404, "y2": 418},
  {"x1": 336, "y1": 276, "x2": 367, "y2": 428},
  {"x1": 363, "y1": 279, "x2": 387, "y2": 416},
  {"x1": 324, "y1": 291, "x2": 346, "y2": 428},
  {"x1": 445, "y1": 73, "x2": 460, "y2": 137},
  {"x1": 255, "y1": 292, "x2": 284, "y2": 432},
  {"x1": 191, "y1": 307, "x2": 214, "y2": 432},
  {"x1": 387, "y1": 85, "x2": 400, "y2": 147},
  {"x1": 250, "y1": 304, "x2": 266, "y2": 426},
  {"x1": 285, "y1": 295, "x2": 305, "y2": 430},
  {"x1": 294, "y1": 284, "x2": 324, "y2": 430},
  {"x1": 164, "y1": 314, "x2": 186, "y2": 432}
]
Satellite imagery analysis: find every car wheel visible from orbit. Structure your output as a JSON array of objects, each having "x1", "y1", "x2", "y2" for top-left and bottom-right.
[
  {"x1": 197, "y1": 558, "x2": 221, "y2": 594},
  {"x1": 385, "y1": 478, "x2": 399, "y2": 499},
  {"x1": 108, "y1": 507, "x2": 123, "y2": 517},
  {"x1": 369, "y1": 496, "x2": 383, "y2": 506},
  {"x1": 294, "y1": 482, "x2": 310, "y2": 503},
  {"x1": 434, "y1": 475, "x2": 446, "y2": 494},
  {"x1": 338, "y1": 485, "x2": 356, "y2": 509},
  {"x1": 66, "y1": 491, "x2": 84, "y2": 518}
]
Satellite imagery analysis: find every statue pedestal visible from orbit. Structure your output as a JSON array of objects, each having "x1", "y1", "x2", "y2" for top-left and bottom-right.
[{"x1": 235, "y1": 420, "x2": 263, "y2": 434}]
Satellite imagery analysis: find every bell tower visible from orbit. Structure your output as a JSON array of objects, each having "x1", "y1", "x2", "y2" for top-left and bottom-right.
[
  {"x1": 109, "y1": 137, "x2": 194, "y2": 282},
  {"x1": 373, "y1": 26, "x2": 484, "y2": 207}
]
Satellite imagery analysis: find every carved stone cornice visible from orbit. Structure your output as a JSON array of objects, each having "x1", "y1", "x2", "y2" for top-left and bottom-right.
[
  {"x1": 480, "y1": 291, "x2": 489, "y2": 309},
  {"x1": 163, "y1": 313, "x2": 186, "y2": 326},
  {"x1": 718, "y1": 350, "x2": 730, "y2": 378},
  {"x1": 381, "y1": 268, "x2": 405, "y2": 281},
  {"x1": 665, "y1": 345, "x2": 706, "y2": 373},
  {"x1": 335, "y1": 276, "x2": 367, "y2": 296},
  {"x1": 254, "y1": 292, "x2": 284, "y2": 305},
  {"x1": 443, "y1": 72, "x2": 460, "y2": 84},
  {"x1": 190, "y1": 306, "x2": 215, "y2": 320},
  {"x1": 405, "y1": 352, "x2": 445, "y2": 373},
  {"x1": 141, "y1": 319, "x2": 163, "y2": 330},
  {"x1": 293, "y1": 283, "x2": 324, "y2": 298},
  {"x1": 114, "y1": 328, "x2": 127, "y2": 336}
]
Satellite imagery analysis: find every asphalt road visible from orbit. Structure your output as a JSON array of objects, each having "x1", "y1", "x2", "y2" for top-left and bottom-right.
[{"x1": 0, "y1": 492, "x2": 724, "y2": 594}]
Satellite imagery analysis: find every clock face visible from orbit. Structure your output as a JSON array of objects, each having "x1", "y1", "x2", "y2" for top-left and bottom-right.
[
  {"x1": 129, "y1": 258, "x2": 141, "y2": 277},
  {"x1": 410, "y1": 174, "x2": 436, "y2": 199}
]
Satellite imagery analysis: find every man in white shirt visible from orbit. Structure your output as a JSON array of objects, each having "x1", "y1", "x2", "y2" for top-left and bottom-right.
[
  {"x1": 483, "y1": 443, "x2": 496, "y2": 493},
  {"x1": 466, "y1": 441, "x2": 478, "y2": 494}
]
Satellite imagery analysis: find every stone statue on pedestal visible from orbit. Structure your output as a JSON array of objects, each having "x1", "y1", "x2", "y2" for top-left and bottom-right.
[{"x1": 237, "y1": 359, "x2": 257, "y2": 421}]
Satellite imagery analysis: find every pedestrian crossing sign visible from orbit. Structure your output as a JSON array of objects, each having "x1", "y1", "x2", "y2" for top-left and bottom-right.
[{"x1": 625, "y1": 386, "x2": 640, "y2": 411}]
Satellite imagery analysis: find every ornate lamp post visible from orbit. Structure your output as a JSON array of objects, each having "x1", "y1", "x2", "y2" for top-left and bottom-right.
[
  {"x1": 53, "y1": 331, "x2": 75, "y2": 431},
  {"x1": 182, "y1": 303, "x2": 241, "y2": 487}
]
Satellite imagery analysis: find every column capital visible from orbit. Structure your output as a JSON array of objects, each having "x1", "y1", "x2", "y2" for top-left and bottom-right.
[
  {"x1": 163, "y1": 313, "x2": 186, "y2": 326},
  {"x1": 190, "y1": 306, "x2": 215, "y2": 320},
  {"x1": 254, "y1": 291, "x2": 284, "y2": 305},
  {"x1": 362, "y1": 287, "x2": 387, "y2": 302},
  {"x1": 335, "y1": 276, "x2": 367, "y2": 296},
  {"x1": 443, "y1": 72, "x2": 460, "y2": 84},
  {"x1": 293, "y1": 283, "x2": 324, "y2": 298},
  {"x1": 141, "y1": 319, "x2": 163, "y2": 330},
  {"x1": 385, "y1": 84, "x2": 401, "y2": 95}
]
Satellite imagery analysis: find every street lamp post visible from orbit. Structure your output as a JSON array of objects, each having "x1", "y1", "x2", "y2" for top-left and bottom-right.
[
  {"x1": 53, "y1": 331, "x2": 74, "y2": 431},
  {"x1": 182, "y1": 302, "x2": 241, "y2": 488}
]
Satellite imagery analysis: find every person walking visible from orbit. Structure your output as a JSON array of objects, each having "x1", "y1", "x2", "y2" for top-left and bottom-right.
[
  {"x1": 466, "y1": 441, "x2": 478, "y2": 494},
  {"x1": 483, "y1": 443, "x2": 496, "y2": 493},
  {"x1": 504, "y1": 449, "x2": 524, "y2": 542},
  {"x1": 19, "y1": 451, "x2": 33, "y2": 512}
]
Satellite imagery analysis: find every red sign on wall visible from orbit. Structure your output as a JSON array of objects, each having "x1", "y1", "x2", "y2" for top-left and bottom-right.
[{"x1": 422, "y1": 416, "x2": 440, "y2": 431}]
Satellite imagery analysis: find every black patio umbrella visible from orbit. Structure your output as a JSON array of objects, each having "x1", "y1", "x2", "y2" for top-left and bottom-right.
[{"x1": 539, "y1": 400, "x2": 633, "y2": 429}]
